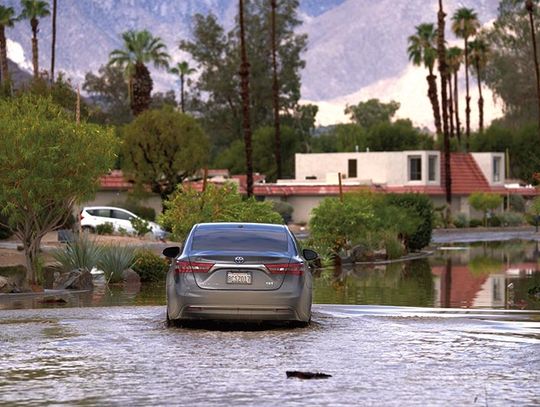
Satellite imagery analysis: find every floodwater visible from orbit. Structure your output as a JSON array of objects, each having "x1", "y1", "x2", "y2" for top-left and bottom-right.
[{"x1": 1, "y1": 241, "x2": 540, "y2": 405}]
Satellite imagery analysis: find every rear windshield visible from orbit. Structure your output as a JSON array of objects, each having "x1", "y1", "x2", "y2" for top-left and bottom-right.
[{"x1": 191, "y1": 228, "x2": 289, "y2": 252}]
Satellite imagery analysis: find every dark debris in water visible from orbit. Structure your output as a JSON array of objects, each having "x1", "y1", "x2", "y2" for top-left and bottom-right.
[{"x1": 286, "y1": 371, "x2": 332, "y2": 380}]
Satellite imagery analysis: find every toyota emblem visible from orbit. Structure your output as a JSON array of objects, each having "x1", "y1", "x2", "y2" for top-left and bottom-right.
[{"x1": 234, "y1": 256, "x2": 245, "y2": 264}]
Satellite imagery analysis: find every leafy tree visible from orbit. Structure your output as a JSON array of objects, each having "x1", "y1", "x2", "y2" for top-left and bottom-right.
[
  {"x1": 169, "y1": 61, "x2": 195, "y2": 113},
  {"x1": 469, "y1": 36, "x2": 491, "y2": 133},
  {"x1": 108, "y1": 30, "x2": 170, "y2": 116},
  {"x1": 0, "y1": 95, "x2": 117, "y2": 286},
  {"x1": 344, "y1": 98, "x2": 400, "y2": 129},
  {"x1": 0, "y1": 5, "x2": 16, "y2": 87},
  {"x1": 407, "y1": 23, "x2": 441, "y2": 134},
  {"x1": 83, "y1": 64, "x2": 132, "y2": 125},
  {"x1": 19, "y1": 0, "x2": 50, "y2": 79},
  {"x1": 525, "y1": 0, "x2": 540, "y2": 132},
  {"x1": 511, "y1": 124, "x2": 540, "y2": 182},
  {"x1": 121, "y1": 107, "x2": 209, "y2": 202},
  {"x1": 271, "y1": 0, "x2": 282, "y2": 179},
  {"x1": 452, "y1": 7, "x2": 480, "y2": 144},
  {"x1": 160, "y1": 183, "x2": 282, "y2": 241},
  {"x1": 180, "y1": 1, "x2": 307, "y2": 150},
  {"x1": 468, "y1": 192, "x2": 503, "y2": 226},
  {"x1": 149, "y1": 90, "x2": 177, "y2": 110},
  {"x1": 367, "y1": 119, "x2": 432, "y2": 151}
]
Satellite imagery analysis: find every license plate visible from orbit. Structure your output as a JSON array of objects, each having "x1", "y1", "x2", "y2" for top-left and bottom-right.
[{"x1": 227, "y1": 272, "x2": 252, "y2": 285}]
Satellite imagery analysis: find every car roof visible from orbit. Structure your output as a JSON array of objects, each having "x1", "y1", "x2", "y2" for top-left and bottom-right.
[
  {"x1": 83, "y1": 206, "x2": 133, "y2": 212},
  {"x1": 195, "y1": 222, "x2": 286, "y2": 231}
]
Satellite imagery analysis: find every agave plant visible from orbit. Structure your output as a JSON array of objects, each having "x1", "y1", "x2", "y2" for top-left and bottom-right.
[
  {"x1": 53, "y1": 235, "x2": 103, "y2": 273},
  {"x1": 97, "y1": 245, "x2": 136, "y2": 284}
]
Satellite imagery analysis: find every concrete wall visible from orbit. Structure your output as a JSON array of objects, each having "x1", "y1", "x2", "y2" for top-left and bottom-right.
[
  {"x1": 266, "y1": 195, "x2": 325, "y2": 224},
  {"x1": 471, "y1": 152, "x2": 505, "y2": 186},
  {"x1": 295, "y1": 151, "x2": 441, "y2": 186}
]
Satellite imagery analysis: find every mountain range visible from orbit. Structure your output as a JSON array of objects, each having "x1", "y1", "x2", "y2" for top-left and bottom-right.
[{"x1": 4, "y1": 0, "x2": 501, "y2": 128}]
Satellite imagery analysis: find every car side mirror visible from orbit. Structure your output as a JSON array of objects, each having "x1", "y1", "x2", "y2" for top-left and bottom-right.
[
  {"x1": 303, "y1": 249, "x2": 318, "y2": 261},
  {"x1": 163, "y1": 246, "x2": 181, "y2": 258}
]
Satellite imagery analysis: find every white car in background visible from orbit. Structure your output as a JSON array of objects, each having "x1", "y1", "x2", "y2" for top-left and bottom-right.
[{"x1": 79, "y1": 206, "x2": 166, "y2": 239}]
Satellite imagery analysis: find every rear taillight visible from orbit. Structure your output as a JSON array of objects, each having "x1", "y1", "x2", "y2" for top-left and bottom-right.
[
  {"x1": 265, "y1": 262, "x2": 304, "y2": 275},
  {"x1": 79, "y1": 211, "x2": 84, "y2": 221},
  {"x1": 175, "y1": 260, "x2": 214, "y2": 274}
]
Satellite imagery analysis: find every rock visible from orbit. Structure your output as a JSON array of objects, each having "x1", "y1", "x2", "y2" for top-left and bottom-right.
[
  {"x1": 122, "y1": 268, "x2": 141, "y2": 285},
  {"x1": 286, "y1": 371, "x2": 332, "y2": 380},
  {"x1": 0, "y1": 276, "x2": 22, "y2": 294},
  {"x1": 351, "y1": 244, "x2": 370, "y2": 262},
  {"x1": 53, "y1": 269, "x2": 94, "y2": 290},
  {"x1": 38, "y1": 297, "x2": 67, "y2": 304}
]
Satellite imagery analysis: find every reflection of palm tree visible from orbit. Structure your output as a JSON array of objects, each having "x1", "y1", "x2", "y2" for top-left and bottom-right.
[
  {"x1": 447, "y1": 46, "x2": 464, "y2": 142},
  {"x1": 407, "y1": 23, "x2": 441, "y2": 134},
  {"x1": 109, "y1": 30, "x2": 170, "y2": 116},
  {"x1": 0, "y1": 5, "x2": 16, "y2": 86},
  {"x1": 20, "y1": 0, "x2": 50, "y2": 79},
  {"x1": 169, "y1": 61, "x2": 195, "y2": 113},
  {"x1": 452, "y1": 7, "x2": 480, "y2": 149},
  {"x1": 469, "y1": 37, "x2": 490, "y2": 133}
]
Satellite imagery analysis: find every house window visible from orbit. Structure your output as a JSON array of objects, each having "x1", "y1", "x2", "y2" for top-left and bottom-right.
[
  {"x1": 493, "y1": 156, "x2": 501, "y2": 182},
  {"x1": 408, "y1": 156, "x2": 422, "y2": 181},
  {"x1": 428, "y1": 155, "x2": 438, "y2": 181},
  {"x1": 348, "y1": 159, "x2": 357, "y2": 178}
]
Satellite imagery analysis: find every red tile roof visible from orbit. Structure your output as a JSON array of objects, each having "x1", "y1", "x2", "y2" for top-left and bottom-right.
[{"x1": 99, "y1": 170, "x2": 134, "y2": 190}]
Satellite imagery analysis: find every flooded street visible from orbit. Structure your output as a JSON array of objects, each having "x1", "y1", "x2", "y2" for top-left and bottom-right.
[
  {"x1": 1, "y1": 240, "x2": 540, "y2": 405},
  {"x1": 1, "y1": 305, "x2": 539, "y2": 406}
]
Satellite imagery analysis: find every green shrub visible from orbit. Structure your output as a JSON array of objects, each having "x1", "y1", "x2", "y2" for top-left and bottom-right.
[
  {"x1": 453, "y1": 213, "x2": 469, "y2": 228},
  {"x1": 384, "y1": 233, "x2": 405, "y2": 260},
  {"x1": 52, "y1": 235, "x2": 103, "y2": 273},
  {"x1": 272, "y1": 201, "x2": 294, "y2": 224},
  {"x1": 499, "y1": 212, "x2": 525, "y2": 227},
  {"x1": 98, "y1": 245, "x2": 136, "y2": 284},
  {"x1": 96, "y1": 222, "x2": 114, "y2": 235},
  {"x1": 131, "y1": 217, "x2": 151, "y2": 236},
  {"x1": 384, "y1": 193, "x2": 433, "y2": 252},
  {"x1": 132, "y1": 249, "x2": 169, "y2": 282},
  {"x1": 469, "y1": 219, "x2": 483, "y2": 228},
  {"x1": 160, "y1": 183, "x2": 282, "y2": 241},
  {"x1": 509, "y1": 195, "x2": 526, "y2": 213},
  {"x1": 488, "y1": 215, "x2": 501, "y2": 227},
  {"x1": 109, "y1": 199, "x2": 156, "y2": 221}
]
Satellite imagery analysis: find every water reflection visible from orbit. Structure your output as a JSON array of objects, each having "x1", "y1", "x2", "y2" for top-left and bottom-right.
[
  {"x1": 315, "y1": 240, "x2": 540, "y2": 310},
  {"x1": 1, "y1": 241, "x2": 539, "y2": 311}
]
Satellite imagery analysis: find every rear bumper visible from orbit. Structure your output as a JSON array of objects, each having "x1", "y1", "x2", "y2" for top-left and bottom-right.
[{"x1": 167, "y1": 273, "x2": 311, "y2": 322}]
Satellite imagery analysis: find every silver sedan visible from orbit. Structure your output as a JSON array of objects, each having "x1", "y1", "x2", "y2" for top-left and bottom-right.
[{"x1": 162, "y1": 222, "x2": 318, "y2": 326}]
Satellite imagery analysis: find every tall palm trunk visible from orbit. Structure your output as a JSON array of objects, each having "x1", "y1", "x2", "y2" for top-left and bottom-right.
[
  {"x1": 180, "y1": 72, "x2": 185, "y2": 113},
  {"x1": 427, "y1": 67, "x2": 442, "y2": 135},
  {"x1": 438, "y1": 0, "x2": 452, "y2": 208},
  {"x1": 526, "y1": 0, "x2": 540, "y2": 133},
  {"x1": 0, "y1": 26, "x2": 9, "y2": 85},
  {"x1": 475, "y1": 59, "x2": 484, "y2": 133},
  {"x1": 454, "y1": 71, "x2": 461, "y2": 143},
  {"x1": 239, "y1": 0, "x2": 253, "y2": 197},
  {"x1": 464, "y1": 38, "x2": 471, "y2": 149},
  {"x1": 271, "y1": 0, "x2": 282, "y2": 180},
  {"x1": 131, "y1": 62, "x2": 153, "y2": 116},
  {"x1": 448, "y1": 76, "x2": 455, "y2": 137},
  {"x1": 50, "y1": 0, "x2": 57, "y2": 83},
  {"x1": 31, "y1": 17, "x2": 39, "y2": 78}
]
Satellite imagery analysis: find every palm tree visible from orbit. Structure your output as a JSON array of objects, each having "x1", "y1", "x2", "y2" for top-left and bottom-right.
[
  {"x1": 50, "y1": 0, "x2": 57, "y2": 83},
  {"x1": 447, "y1": 46, "x2": 464, "y2": 142},
  {"x1": 271, "y1": 0, "x2": 282, "y2": 180},
  {"x1": 445, "y1": 48, "x2": 455, "y2": 137},
  {"x1": 169, "y1": 61, "x2": 195, "y2": 113},
  {"x1": 239, "y1": 0, "x2": 253, "y2": 197},
  {"x1": 469, "y1": 37, "x2": 490, "y2": 134},
  {"x1": 407, "y1": 23, "x2": 442, "y2": 134},
  {"x1": 20, "y1": 0, "x2": 50, "y2": 79},
  {"x1": 0, "y1": 5, "x2": 16, "y2": 87},
  {"x1": 525, "y1": 0, "x2": 540, "y2": 133},
  {"x1": 438, "y1": 0, "x2": 452, "y2": 210},
  {"x1": 452, "y1": 7, "x2": 480, "y2": 149},
  {"x1": 109, "y1": 30, "x2": 170, "y2": 116}
]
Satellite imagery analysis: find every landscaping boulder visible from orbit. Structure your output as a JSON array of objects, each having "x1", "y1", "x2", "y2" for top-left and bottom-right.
[
  {"x1": 351, "y1": 244, "x2": 370, "y2": 262},
  {"x1": 53, "y1": 269, "x2": 94, "y2": 290},
  {"x1": 122, "y1": 268, "x2": 141, "y2": 285},
  {"x1": 0, "y1": 276, "x2": 21, "y2": 294}
]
